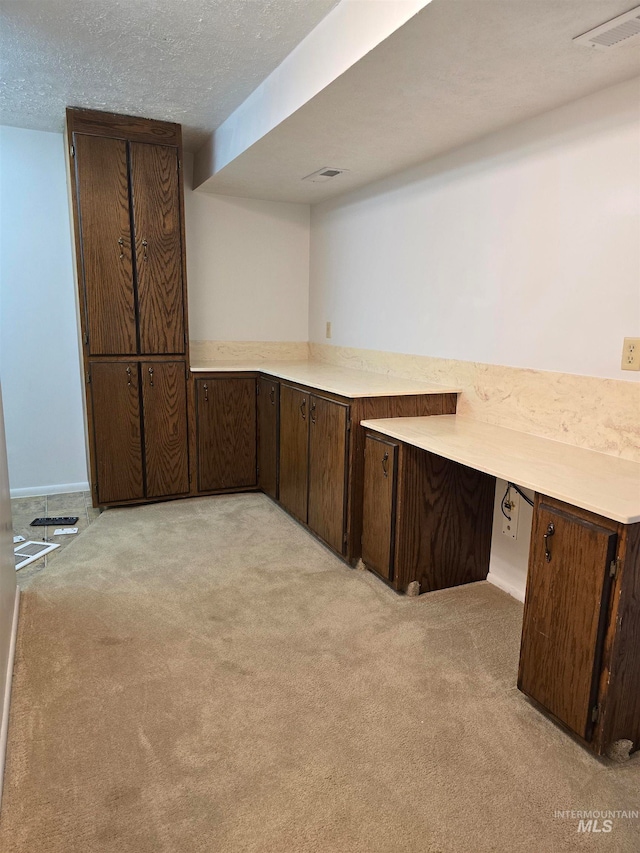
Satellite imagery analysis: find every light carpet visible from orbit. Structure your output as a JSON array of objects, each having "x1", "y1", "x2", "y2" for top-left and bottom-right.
[{"x1": 0, "y1": 494, "x2": 638, "y2": 852}]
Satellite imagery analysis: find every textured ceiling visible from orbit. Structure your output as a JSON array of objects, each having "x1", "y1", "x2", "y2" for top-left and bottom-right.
[
  {"x1": 0, "y1": 0, "x2": 338, "y2": 149},
  {"x1": 200, "y1": 0, "x2": 640, "y2": 202}
]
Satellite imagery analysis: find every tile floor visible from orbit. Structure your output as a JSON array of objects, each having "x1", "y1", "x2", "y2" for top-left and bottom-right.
[{"x1": 11, "y1": 491, "x2": 102, "y2": 585}]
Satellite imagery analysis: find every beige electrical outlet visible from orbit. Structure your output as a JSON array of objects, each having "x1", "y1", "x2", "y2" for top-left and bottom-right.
[{"x1": 621, "y1": 337, "x2": 640, "y2": 371}]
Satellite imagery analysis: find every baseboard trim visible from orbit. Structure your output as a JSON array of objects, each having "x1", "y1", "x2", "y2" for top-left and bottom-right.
[
  {"x1": 486, "y1": 571, "x2": 525, "y2": 603},
  {"x1": 10, "y1": 481, "x2": 90, "y2": 499},
  {"x1": 0, "y1": 587, "x2": 20, "y2": 811}
]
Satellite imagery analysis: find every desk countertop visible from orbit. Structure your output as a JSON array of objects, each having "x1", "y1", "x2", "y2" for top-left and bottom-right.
[
  {"x1": 360, "y1": 415, "x2": 640, "y2": 525},
  {"x1": 190, "y1": 360, "x2": 461, "y2": 399}
]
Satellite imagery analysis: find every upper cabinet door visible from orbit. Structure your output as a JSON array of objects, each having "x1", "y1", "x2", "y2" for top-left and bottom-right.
[
  {"x1": 130, "y1": 143, "x2": 185, "y2": 355},
  {"x1": 74, "y1": 134, "x2": 137, "y2": 355}
]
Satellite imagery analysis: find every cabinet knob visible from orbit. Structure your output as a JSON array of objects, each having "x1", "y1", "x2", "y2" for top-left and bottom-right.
[
  {"x1": 142, "y1": 239, "x2": 148, "y2": 261},
  {"x1": 300, "y1": 398, "x2": 306, "y2": 420},
  {"x1": 148, "y1": 366, "x2": 154, "y2": 387},
  {"x1": 203, "y1": 383, "x2": 208, "y2": 402},
  {"x1": 382, "y1": 451, "x2": 389, "y2": 478},
  {"x1": 543, "y1": 522, "x2": 555, "y2": 562},
  {"x1": 126, "y1": 365, "x2": 132, "y2": 386},
  {"x1": 118, "y1": 237, "x2": 125, "y2": 259},
  {"x1": 310, "y1": 401, "x2": 316, "y2": 425}
]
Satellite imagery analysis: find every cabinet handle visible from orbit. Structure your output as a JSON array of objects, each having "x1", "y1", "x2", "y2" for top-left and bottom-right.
[
  {"x1": 118, "y1": 237, "x2": 125, "y2": 259},
  {"x1": 142, "y1": 239, "x2": 148, "y2": 261},
  {"x1": 310, "y1": 401, "x2": 316, "y2": 425},
  {"x1": 300, "y1": 398, "x2": 306, "y2": 420},
  {"x1": 270, "y1": 386, "x2": 275, "y2": 405},
  {"x1": 148, "y1": 366, "x2": 154, "y2": 387},
  {"x1": 543, "y1": 522, "x2": 555, "y2": 562},
  {"x1": 382, "y1": 451, "x2": 389, "y2": 478},
  {"x1": 126, "y1": 365, "x2": 132, "y2": 386},
  {"x1": 203, "y1": 383, "x2": 208, "y2": 402}
]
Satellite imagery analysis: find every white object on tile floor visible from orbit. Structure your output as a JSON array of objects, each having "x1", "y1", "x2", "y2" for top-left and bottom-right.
[
  {"x1": 12, "y1": 536, "x2": 25, "y2": 544},
  {"x1": 14, "y1": 541, "x2": 59, "y2": 571},
  {"x1": 53, "y1": 528, "x2": 78, "y2": 535}
]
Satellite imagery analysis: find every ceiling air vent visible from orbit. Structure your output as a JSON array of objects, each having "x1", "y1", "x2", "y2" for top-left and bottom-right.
[
  {"x1": 574, "y1": 6, "x2": 640, "y2": 50},
  {"x1": 302, "y1": 167, "x2": 349, "y2": 183}
]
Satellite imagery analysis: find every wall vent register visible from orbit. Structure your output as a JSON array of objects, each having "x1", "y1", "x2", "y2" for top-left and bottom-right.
[{"x1": 573, "y1": 6, "x2": 640, "y2": 50}]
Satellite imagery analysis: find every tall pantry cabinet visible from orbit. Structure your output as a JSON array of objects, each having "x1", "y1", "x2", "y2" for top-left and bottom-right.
[{"x1": 67, "y1": 108, "x2": 190, "y2": 506}]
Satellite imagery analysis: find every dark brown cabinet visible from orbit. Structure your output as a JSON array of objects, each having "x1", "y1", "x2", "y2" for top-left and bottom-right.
[
  {"x1": 279, "y1": 386, "x2": 350, "y2": 553},
  {"x1": 196, "y1": 377, "x2": 256, "y2": 492},
  {"x1": 361, "y1": 435, "x2": 398, "y2": 581},
  {"x1": 518, "y1": 497, "x2": 627, "y2": 748},
  {"x1": 308, "y1": 395, "x2": 349, "y2": 554},
  {"x1": 361, "y1": 430, "x2": 494, "y2": 593},
  {"x1": 68, "y1": 108, "x2": 190, "y2": 507},
  {"x1": 142, "y1": 362, "x2": 189, "y2": 498},
  {"x1": 90, "y1": 361, "x2": 188, "y2": 504},
  {"x1": 279, "y1": 384, "x2": 309, "y2": 523},
  {"x1": 257, "y1": 377, "x2": 279, "y2": 499},
  {"x1": 90, "y1": 362, "x2": 144, "y2": 504}
]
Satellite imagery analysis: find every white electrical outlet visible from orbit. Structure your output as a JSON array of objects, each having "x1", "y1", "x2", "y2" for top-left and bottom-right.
[
  {"x1": 326, "y1": 321, "x2": 332, "y2": 339},
  {"x1": 621, "y1": 337, "x2": 640, "y2": 371},
  {"x1": 501, "y1": 490, "x2": 520, "y2": 540}
]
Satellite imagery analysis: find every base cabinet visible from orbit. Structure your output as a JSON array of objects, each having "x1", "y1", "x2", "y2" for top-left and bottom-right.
[
  {"x1": 308, "y1": 395, "x2": 349, "y2": 555},
  {"x1": 518, "y1": 496, "x2": 640, "y2": 756},
  {"x1": 90, "y1": 360, "x2": 188, "y2": 504},
  {"x1": 196, "y1": 377, "x2": 256, "y2": 492},
  {"x1": 361, "y1": 436, "x2": 398, "y2": 580},
  {"x1": 257, "y1": 378, "x2": 279, "y2": 500},
  {"x1": 361, "y1": 431, "x2": 495, "y2": 593},
  {"x1": 279, "y1": 385, "x2": 310, "y2": 523}
]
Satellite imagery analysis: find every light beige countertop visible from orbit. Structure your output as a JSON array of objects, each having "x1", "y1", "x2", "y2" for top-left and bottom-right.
[
  {"x1": 360, "y1": 415, "x2": 640, "y2": 525},
  {"x1": 190, "y1": 360, "x2": 461, "y2": 398}
]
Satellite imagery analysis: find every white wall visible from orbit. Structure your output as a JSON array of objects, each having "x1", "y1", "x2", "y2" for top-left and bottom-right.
[
  {"x1": 0, "y1": 383, "x2": 19, "y2": 806},
  {"x1": 309, "y1": 77, "x2": 640, "y2": 599},
  {"x1": 185, "y1": 155, "x2": 310, "y2": 342},
  {"x1": 309, "y1": 78, "x2": 640, "y2": 382},
  {"x1": 0, "y1": 126, "x2": 88, "y2": 496}
]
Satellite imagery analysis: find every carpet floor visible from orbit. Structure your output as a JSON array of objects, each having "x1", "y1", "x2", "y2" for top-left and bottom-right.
[{"x1": 0, "y1": 493, "x2": 638, "y2": 852}]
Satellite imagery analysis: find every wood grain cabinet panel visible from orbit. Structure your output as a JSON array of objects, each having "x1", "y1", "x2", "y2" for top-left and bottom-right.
[
  {"x1": 197, "y1": 378, "x2": 257, "y2": 492},
  {"x1": 257, "y1": 378, "x2": 279, "y2": 499},
  {"x1": 73, "y1": 134, "x2": 137, "y2": 355},
  {"x1": 90, "y1": 362, "x2": 144, "y2": 504},
  {"x1": 141, "y1": 362, "x2": 189, "y2": 498},
  {"x1": 68, "y1": 109, "x2": 191, "y2": 507},
  {"x1": 518, "y1": 500, "x2": 617, "y2": 740},
  {"x1": 362, "y1": 436, "x2": 398, "y2": 580},
  {"x1": 361, "y1": 431, "x2": 494, "y2": 594},
  {"x1": 279, "y1": 385, "x2": 309, "y2": 524},
  {"x1": 130, "y1": 143, "x2": 185, "y2": 355},
  {"x1": 308, "y1": 395, "x2": 349, "y2": 555}
]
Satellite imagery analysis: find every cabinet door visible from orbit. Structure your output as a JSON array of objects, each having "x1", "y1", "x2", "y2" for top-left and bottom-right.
[
  {"x1": 197, "y1": 378, "x2": 256, "y2": 491},
  {"x1": 362, "y1": 435, "x2": 398, "y2": 580},
  {"x1": 308, "y1": 395, "x2": 349, "y2": 554},
  {"x1": 518, "y1": 501, "x2": 617, "y2": 740},
  {"x1": 257, "y1": 378, "x2": 279, "y2": 499},
  {"x1": 141, "y1": 362, "x2": 189, "y2": 498},
  {"x1": 74, "y1": 135, "x2": 137, "y2": 356},
  {"x1": 130, "y1": 143, "x2": 185, "y2": 355},
  {"x1": 279, "y1": 385, "x2": 309, "y2": 523},
  {"x1": 90, "y1": 362, "x2": 144, "y2": 504}
]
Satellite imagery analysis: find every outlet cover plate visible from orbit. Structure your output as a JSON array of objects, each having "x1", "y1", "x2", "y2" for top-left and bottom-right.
[{"x1": 621, "y1": 337, "x2": 640, "y2": 371}]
